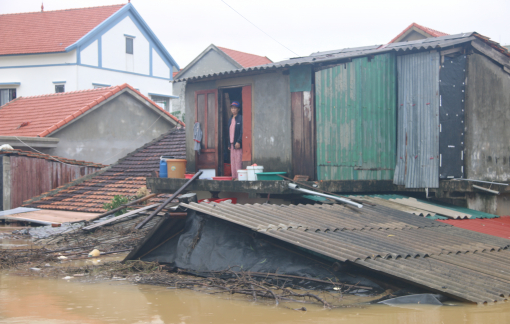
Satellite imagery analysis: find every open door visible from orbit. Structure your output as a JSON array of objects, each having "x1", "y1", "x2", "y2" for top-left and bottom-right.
[{"x1": 195, "y1": 89, "x2": 218, "y2": 172}]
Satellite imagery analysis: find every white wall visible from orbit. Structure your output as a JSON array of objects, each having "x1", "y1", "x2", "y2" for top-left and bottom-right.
[
  {"x1": 0, "y1": 51, "x2": 76, "y2": 67},
  {"x1": 0, "y1": 65, "x2": 77, "y2": 97},
  {"x1": 76, "y1": 65, "x2": 172, "y2": 97},
  {"x1": 152, "y1": 48, "x2": 170, "y2": 79},
  {"x1": 81, "y1": 40, "x2": 98, "y2": 66},
  {"x1": 101, "y1": 15, "x2": 150, "y2": 75}
]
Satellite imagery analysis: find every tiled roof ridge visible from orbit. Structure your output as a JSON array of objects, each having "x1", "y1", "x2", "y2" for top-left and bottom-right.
[
  {"x1": 217, "y1": 46, "x2": 273, "y2": 67},
  {"x1": 0, "y1": 4, "x2": 125, "y2": 17},
  {"x1": 0, "y1": 148, "x2": 108, "y2": 168},
  {"x1": 35, "y1": 83, "x2": 184, "y2": 137},
  {"x1": 389, "y1": 22, "x2": 449, "y2": 44}
]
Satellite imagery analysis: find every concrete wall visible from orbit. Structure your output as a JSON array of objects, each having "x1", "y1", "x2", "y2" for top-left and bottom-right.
[
  {"x1": 47, "y1": 92, "x2": 175, "y2": 165},
  {"x1": 178, "y1": 50, "x2": 238, "y2": 79},
  {"x1": 172, "y1": 49, "x2": 240, "y2": 118},
  {"x1": 184, "y1": 71, "x2": 292, "y2": 174},
  {"x1": 465, "y1": 53, "x2": 510, "y2": 181}
]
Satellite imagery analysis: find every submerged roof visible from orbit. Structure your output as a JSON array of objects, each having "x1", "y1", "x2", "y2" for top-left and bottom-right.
[
  {"x1": 24, "y1": 128, "x2": 186, "y2": 213},
  {"x1": 182, "y1": 202, "x2": 510, "y2": 304},
  {"x1": 389, "y1": 22, "x2": 449, "y2": 43},
  {"x1": 0, "y1": 4, "x2": 124, "y2": 55},
  {"x1": 0, "y1": 83, "x2": 183, "y2": 137},
  {"x1": 0, "y1": 149, "x2": 107, "y2": 168},
  {"x1": 176, "y1": 32, "x2": 510, "y2": 83}
]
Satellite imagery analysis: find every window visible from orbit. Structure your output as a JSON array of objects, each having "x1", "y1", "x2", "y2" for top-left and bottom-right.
[
  {"x1": 151, "y1": 95, "x2": 169, "y2": 111},
  {"x1": 0, "y1": 89, "x2": 16, "y2": 106},
  {"x1": 55, "y1": 84, "x2": 65, "y2": 93},
  {"x1": 126, "y1": 37, "x2": 134, "y2": 54}
]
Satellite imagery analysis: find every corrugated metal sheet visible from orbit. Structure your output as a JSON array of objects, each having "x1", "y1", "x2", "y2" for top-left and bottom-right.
[
  {"x1": 438, "y1": 216, "x2": 510, "y2": 239},
  {"x1": 366, "y1": 194, "x2": 498, "y2": 219},
  {"x1": 394, "y1": 51, "x2": 440, "y2": 188},
  {"x1": 176, "y1": 33, "x2": 481, "y2": 83},
  {"x1": 315, "y1": 53, "x2": 396, "y2": 180},
  {"x1": 181, "y1": 201, "x2": 510, "y2": 304},
  {"x1": 9, "y1": 155, "x2": 102, "y2": 209}
]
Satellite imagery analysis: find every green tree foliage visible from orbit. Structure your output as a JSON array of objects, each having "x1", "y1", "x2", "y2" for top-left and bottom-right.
[{"x1": 103, "y1": 195, "x2": 130, "y2": 216}]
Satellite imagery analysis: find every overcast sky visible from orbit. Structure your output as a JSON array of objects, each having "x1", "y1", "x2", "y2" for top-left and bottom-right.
[{"x1": 1, "y1": 0, "x2": 509, "y2": 69}]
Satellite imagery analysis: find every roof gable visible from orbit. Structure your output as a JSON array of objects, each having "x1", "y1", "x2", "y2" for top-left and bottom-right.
[
  {"x1": 0, "y1": 3, "x2": 179, "y2": 69},
  {"x1": 0, "y1": 4, "x2": 124, "y2": 56},
  {"x1": 390, "y1": 23, "x2": 449, "y2": 44},
  {"x1": 175, "y1": 44, "x2": 272, "y2": 79},
  {"x1": 0, "y1": 84, "x2": 184, "y2": 138}
]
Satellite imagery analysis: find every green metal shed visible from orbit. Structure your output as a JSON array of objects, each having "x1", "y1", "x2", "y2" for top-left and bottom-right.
[{"x1": 315, "y1": 53, "x2": 397, "y2": 180}]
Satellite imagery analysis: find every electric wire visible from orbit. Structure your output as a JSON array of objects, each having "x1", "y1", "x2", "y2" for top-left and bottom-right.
[{"x1": 220, "y1": 0, "x2": 300, "y2": 57}]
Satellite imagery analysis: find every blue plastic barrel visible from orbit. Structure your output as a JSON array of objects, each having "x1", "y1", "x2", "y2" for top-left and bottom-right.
[{"x1": 159, "y1": 159, "x2": 168, "y2": 178}]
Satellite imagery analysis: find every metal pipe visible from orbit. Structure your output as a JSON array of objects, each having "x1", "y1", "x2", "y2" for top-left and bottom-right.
[
  {"x1": 454, "y1": 178, "x2": 508, "y2": 186},
  {"x1": 288, "y1": 183, "x2": 363, "y2": 208},
  {"x1": 472, "y1": 184, "x2": 500, "y2": 195}
]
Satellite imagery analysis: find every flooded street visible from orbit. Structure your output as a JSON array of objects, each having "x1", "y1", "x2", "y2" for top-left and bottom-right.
[{"x1": 1, "y1": 272, "x2": 510, "y2": 324}]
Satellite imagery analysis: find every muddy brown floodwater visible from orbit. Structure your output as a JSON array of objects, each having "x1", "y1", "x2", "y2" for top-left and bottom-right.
[{"x1": 1, "y1": 271, "x2": 510, "y2": 324}]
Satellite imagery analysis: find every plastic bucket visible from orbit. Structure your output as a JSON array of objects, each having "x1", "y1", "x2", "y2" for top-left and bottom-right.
[
  {"x1": 184, "y1": 173, "x2": 194, "y2": 179},
  {"x1": 247, "y1": 166, "x2": 264, "y2": 180},
  {"x1": 166, "y1": 159, "x2": 187, "y2": 178},
  {"x1": 237, "y1": 169, "x2": 248, "y2": 181}
]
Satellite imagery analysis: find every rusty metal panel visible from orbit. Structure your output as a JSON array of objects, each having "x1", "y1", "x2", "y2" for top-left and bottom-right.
[
  {"x1": 291, "y1": 91, "x2": 315, "y2": 179},
  {"x1": 394, "y1": 51, "x2": 440, "y2": 188},
  {"x1": 315, "y1": 53, "x2": 396, "y2": 180},
  {"x1": 9, "y1": 156, "x2": 101, "y2": 209}
]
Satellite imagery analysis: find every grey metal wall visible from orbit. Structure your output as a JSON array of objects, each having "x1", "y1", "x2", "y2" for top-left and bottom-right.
[
  {"x1": 394, "y1": 51, "x2": 440, "y2": 188},
  {"x1": 465, "y1": 53, "x2": 510, "y2": 181},
  {"x1": 315, "y1": 53, "x2": 397, "y2": 180}
]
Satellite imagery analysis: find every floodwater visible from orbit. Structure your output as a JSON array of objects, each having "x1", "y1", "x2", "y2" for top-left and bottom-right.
[{"x1": 1, "y1": 272, "x2": 510, "y2": 324}]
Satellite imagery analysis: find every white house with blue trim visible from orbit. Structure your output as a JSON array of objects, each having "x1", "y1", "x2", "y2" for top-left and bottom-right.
[{"x1": 0, "y1": 3, "x2": 179, "y2": 111}]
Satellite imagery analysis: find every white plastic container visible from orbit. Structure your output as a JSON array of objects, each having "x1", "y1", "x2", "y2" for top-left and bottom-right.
[
  {"x1": 237, "y1": 169, "x2": 248, "y2": 181},
  {"x1": 198, "y1": 169, "x2": 216, "y2": 180},
  {"x1": 247, "y1": 165, "x2": 264, "y2": 180}
]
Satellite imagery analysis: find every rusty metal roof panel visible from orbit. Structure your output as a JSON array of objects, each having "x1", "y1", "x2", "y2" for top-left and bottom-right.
[{"x1": 181, "y1": 201, "x2": 510, "y2": 304}]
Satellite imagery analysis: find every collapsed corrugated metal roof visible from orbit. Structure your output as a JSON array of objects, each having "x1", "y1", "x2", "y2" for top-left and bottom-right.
[
  {"x1": 175, "y1": 32, "x2": 509, "y2": 83},
  {"x1": 181, "y1": 202, "x2": 510, "y2": 304}
]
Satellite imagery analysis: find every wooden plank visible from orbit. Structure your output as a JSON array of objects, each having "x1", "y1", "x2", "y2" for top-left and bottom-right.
[
  {"x1": 242, "y1": 85, "x2": 252, "y2": 162},
  {"x1": 83, "y1": 203, "x2": 160, "y2": 230},
  {"x1": 2, "y1": 210, "x2": 101, "y2": 224},
  {"x1": 86, "y1": 193, "x2": 158, "y2": 223},
  {"x1": 291, "y1": 91, "x2": 315, "y2": 179}
]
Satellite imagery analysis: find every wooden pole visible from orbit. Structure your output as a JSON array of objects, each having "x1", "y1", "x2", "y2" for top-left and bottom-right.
[{"x1": 135, "y1": 171, "x2": 203, "y2": 230}]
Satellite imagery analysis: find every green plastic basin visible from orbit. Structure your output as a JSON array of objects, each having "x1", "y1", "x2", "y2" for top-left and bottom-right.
[{"x1": 255, "y1": 172, "x2": 287, "y2": 180}]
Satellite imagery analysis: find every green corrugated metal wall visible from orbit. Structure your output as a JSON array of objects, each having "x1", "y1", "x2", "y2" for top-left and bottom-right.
[{"x1": 315, "y1": 53, "x2": 397, "y2": 180}]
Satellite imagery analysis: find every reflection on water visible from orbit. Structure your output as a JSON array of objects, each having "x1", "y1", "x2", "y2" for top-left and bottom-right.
[{"x1": 0, "y1": 272, "x2": 510, "y2": 324}]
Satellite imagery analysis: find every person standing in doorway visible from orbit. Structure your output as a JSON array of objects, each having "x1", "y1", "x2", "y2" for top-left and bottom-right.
[{"x1": 229, "y1": 101, "x2": 243, "y2": 179}]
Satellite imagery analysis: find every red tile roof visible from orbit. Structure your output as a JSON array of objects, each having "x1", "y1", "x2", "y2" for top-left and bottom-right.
[
  {"x1": 0, "y1": 149, "x2": 107, "y2": 168},
  {"x1": 24, "y1": 129, "x2": 186, "y2": 213},
  {"x1": 0, "y1": 83, "x2": 184, "y2": 138},
  {"x1": 389, "y1": 23, "x2": 449, "y2": 44},
  {"x1": 217, "y1": 47, "x2": 273, "y2": 68},
  {"x1": 0, "y1": 4, "x2": 125, "y2": 55},
  {"x1": 438, "y1": 216, "x2": 510, "y2": 240}
]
